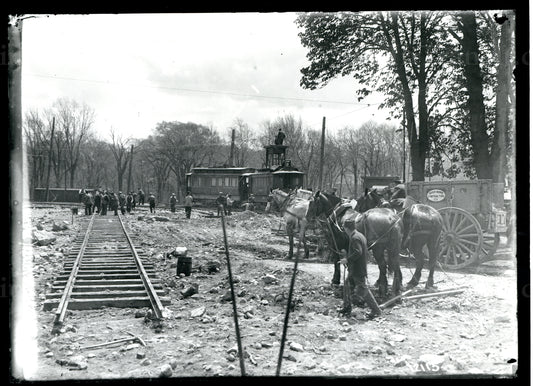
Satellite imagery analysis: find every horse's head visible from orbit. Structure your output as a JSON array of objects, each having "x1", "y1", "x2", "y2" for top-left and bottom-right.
[
  {"x1": 355, "y1": 188, "x2": 382, "y2": 212},
  {"x1": 306, "y1": 190, "x2": 335, "y2": 221}
]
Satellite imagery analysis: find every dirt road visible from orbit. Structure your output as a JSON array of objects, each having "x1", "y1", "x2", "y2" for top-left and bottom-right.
[{"x1": 16, "y1": 205, "x2": 519, "y2": 379}]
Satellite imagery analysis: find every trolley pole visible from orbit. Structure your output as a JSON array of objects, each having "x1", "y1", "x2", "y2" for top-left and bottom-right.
[
  {"x1": 318, "y1": 117, "x2": 326, "y2": 191},
  {"x1": 45, "y1": 117, "x2": 55, "y2": 202},
  {"x1": 230, "y1": 128, "x2": 236, "y2": 167}
]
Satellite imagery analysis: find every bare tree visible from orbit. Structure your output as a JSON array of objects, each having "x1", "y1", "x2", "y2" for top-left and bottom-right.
[{"x1": 109, "y1": 128, "x2": 131, "y2": 192}]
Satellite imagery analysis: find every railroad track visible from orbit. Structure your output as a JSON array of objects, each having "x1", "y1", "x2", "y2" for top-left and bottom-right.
[{"x1": 43, "y1": 213, "x2": 170, "y2": 333}]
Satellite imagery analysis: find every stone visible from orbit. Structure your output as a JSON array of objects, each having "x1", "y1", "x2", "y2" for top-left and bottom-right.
[
  {"x1": 289, "y1": 342, "x2": 304, "y2": 352},
  {"x1": 190, "y1": 306, "x2": 206, "y2": 318},
  {"x1": 125, "y1": 343, "x2": 140, "y2": 351},
  {"x1": 181, "y1": 284, "x2": 198, "y2": 298},
  {"x1": 137, "y1": 216, "x2": 145, "y2": 221},
  {"x1": 261, "y1": 342, "x2": 273, "y2": 348},
  {"x1": 237, "y1": 289, "x2": 246, "y2": 297},
  {"x1": 221, "y1": 290, "x2": 233, "y2": 302},
  {"x1": 173, "y1": 247, "x2": 188, "y2": 256},
  {"x1": 418, "y1": 354, "x2": 446, "y2": 368},
  {"x1": 253, "y1": 342, "x2": 262, "y2": 349},
  {"x1": 394, "y1": 359, "x2": 407, "y2": 367},
  {"x1": 135, "y1": 310, "x2": 146, "y2": 318},
  {"x1": 141, "y1": 359, "x2": 151, "y2": 366},
  {"x1": 154, "y1": 216, "x2": 170, "y2": 222},
  {"x1": 35, "y1": 223, "x2": 44, "y2": 230},
  {"x1": 160, "y1": 364, "x2": 173, "y2": 377},
  {"x1": 339, "y1": 335, "x2": 347, "y2": 341},
  {"x1": 261, "y1": 274, "x2": 278, "y2": 285},
  {"x1": 283, "y1": 354, "x2": 297, "y2": 362},
  {"x1": 67, "y1": 355, "x2": 88, "y2": 370},
  {"x1": 32, "y1": 230, "x2": 56, "y2": 246},
  {"x1": 52, "y1": 222, "x2": 68, "y2": 231},
  {"x1": 169, "y1": 358, "x2": 178, "y2": 369},
  {"x1": 494, "y1": 316, "x2": 511, "y2": 323},
  {"x1": 45, "y1": 351, "x2": 54, "y2": 357},
  {"x1": 260, "y1": 299, "x2": 269, "y2": 305},
  {"x1": 388, "y1": 334, "x2": 406, "y2": 342},
  {"x1": 136, "y1": 352, "x2": 146, "y2": 359},
  {"x1": 209, "y1": 287, "x2": 220, "y2": 294}
]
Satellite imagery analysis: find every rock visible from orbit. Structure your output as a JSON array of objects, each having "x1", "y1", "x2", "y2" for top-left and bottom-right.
[
  {"x1": 418, "y1": 354, "x2": 446, "y2": 368},
  {"x1": 253, "y1": 342, "x2": 262, "y2": 350},
  {"x1": 160, "y1": 364, "x2": 173, "y2": 377},
  {"x1": 135, "y1": 310, "x2": 146, "y2": 318},
  {"x1": 289, "y1": 342, "x2": 304, "y2": 352},
  {"x1": 169, "y1": 358, "x2": 178, "y2": 369},
  {"x1": 181, "y1": 284, "x2": 198, "y2": 298},
  {"x1": 141, "y1": 359, "x2": 151, "y2": 366},
  {"x1": 136, "y1": 352, "x2": 146, "y2": 359},
  {"x1": 64, "y1": 324, "x2": 77, "y2": 333},
  {"x1": 261, "y1": 342, "x2": 273, "y2": 348},
  {"x1": 173, "y1": 247, "x2": 188, "y2": 256},
  {"x1": 209, "y1": 287, "x2": 220, "y2": 294},
  {"x1": 388, "y1": 334, "x2": 406, "y2": 342},
  {"x1": 226, "y1": 353, "x2": 236, "y2": 362},
  {"x1": 339, "y1": 335, "x2": 347, "y2": 341},
  {"x1": 371, "y1": 346, "x2": 384, "y2": 355},
  {"x1": 260, "y1": 299, "x2": 269, "y2": 305},
  {"x1": 87, "y1": 353, "x2": 96, "y2": 358},
  {"x1": 261, "y1": 274, "x2": 278, "y2": 285},
  {"x1": 45, "y1": 351, "x2": 54, "y2": 357},
  {"x1": 190, "y1": 306, "x2": 206, "y2": 318},
  {"x1": 137, "y1": 216, "x2": 145, "y2": 221},
  {"x1": 494, "y1": 316, "x2": 511, "y2": 323},
  {"x1": 52, "y1": 222, "x2": 68, "y2": 231},
  {"x1": 67, "y1": 355, "x2": 88, "y2": 369},
  {"x1": 203, "y1": 260, "x2": 222, "y2": 273},
  {"x1": 221, "y1": 290, "x2": 232, "y2": 302},
  {"x1": 154, "y1": 216, "x2": 170, "y2": 222},
  {"x1": 283, "y1": 354, "x2": 297, "y2": 362},
  {"x1": 237, "y1": 289, "x2": 246, "y2": 297},
  {"x1": 394, "y1": 359, "x2": 407, "y2": 367},
  {"x1": 32, "y1": 230, "x2": 56, "y2": 246},
  {"x1": 125, "y1": 343, "x2": 140, "y2": 351},
  {"x1": 35, "y1": 223, "x2": 44, "y2": 230}
]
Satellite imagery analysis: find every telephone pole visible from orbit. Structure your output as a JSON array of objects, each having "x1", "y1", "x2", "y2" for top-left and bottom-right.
[
  {"x1": 127, "y1": 144, "x2": 134, "y2": 194},
  {"x1": 229, "y1": 128, "x2": 236, "y2": 166}
]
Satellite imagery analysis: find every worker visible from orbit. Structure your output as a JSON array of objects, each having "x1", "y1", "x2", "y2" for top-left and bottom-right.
[
  {"x1": 184, "y1": 191, "x2": 194, "y2": 219},
  {"x1": 216, "y1": 192, "x2": 226, "y2": 216},
  {"x1": 126, "y1": 192, "x2": 133, "y2": 213},
  {"x1": 148, "y1": 193, "x2": 156, "y2": 213},
  {"x1": 226, "y1": 194, "x2": 234, "y2": 216},
  {"x1": 170, "y1": 193, "x2": 177, "y2": 213},
  {"x1": 118, "y1": 191, "x2": 126, "y2": 215}
]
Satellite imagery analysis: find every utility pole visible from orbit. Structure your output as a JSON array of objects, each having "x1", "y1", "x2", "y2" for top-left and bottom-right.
[
  {"x1": 318, "y1": 117, "x2": 326, "y2": 191},
  {"x1": 127, "y1": 144, "x2": 133, "y2": 194},
  {"x1": 45, "y1": 117, "x2": 55, "y2": 201},
  {"x1": 229, "y1": 128, "x2": 236, "y2": 167}
]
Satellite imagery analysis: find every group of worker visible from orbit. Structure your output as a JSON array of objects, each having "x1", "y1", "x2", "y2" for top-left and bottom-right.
[
  {"x1": 79, "y1": 188, "x2": 155, "y2": 216},
  {"x1": 215, "y1": 192, "x2": 257, "y2": 216}
]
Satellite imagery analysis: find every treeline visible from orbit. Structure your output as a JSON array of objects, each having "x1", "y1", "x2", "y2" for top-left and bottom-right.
[{"x1": 23, "y1": 100, "x2": 404, "y2": 203}]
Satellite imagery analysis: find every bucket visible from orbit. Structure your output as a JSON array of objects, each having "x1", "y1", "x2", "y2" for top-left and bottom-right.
[{"x1": 176, "y1": 255, "x2": 192, "y2": 276}]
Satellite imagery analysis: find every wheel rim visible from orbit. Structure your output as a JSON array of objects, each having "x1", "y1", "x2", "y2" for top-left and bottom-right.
[{"x1": 438, "y1": 207, "x2": 482, "y2": 269}]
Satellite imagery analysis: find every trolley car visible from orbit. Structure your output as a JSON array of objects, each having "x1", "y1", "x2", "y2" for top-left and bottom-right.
[
  {"x1": 185, "y1": 144, "x2": 306, "y2": 204},
  {"x1": 407, "y1": 179, "x2": 508, "y2": 269}
]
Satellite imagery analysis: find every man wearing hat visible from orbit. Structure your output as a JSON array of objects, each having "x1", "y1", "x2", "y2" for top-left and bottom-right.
[
  {"x1": 170, "y1": 193, "x2": 177, "y2": 213},
  {"x1": 390, "y1": 180, "x2": 406, "y2": 200},
  {"x1": 216, "y1": 192, "x2": 226, "y2": 216}
]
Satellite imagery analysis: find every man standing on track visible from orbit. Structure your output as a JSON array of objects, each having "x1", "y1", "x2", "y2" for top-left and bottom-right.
[
  {"x1": 138, "y1": 188, "x2": 145, "y2": 206},
  {"x1": 184, "y1": 191, "x2": 193, "y2": 219},
  {"x1": 216, "y1": 192, "x2": 226, "y2": 216},
  {"x1": 93, "y1": 190, "x2": 102, "y2": 214},
  {"x1": 109, "y1": 191, "x2": 119, "y2": 216},
  {"x1": 126, "y1": 192, "x2": 133, "y2": 213},
  {"x1": 101, "y1": 191, "x2": 109, "y2": 215},
  {"x1": 119, "y1": 191, "x2": 126, "y2": 215}
]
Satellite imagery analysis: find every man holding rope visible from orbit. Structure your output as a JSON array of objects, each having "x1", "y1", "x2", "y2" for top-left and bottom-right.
[{"x1": 339, "y1": 221, "x2": 382, "y2": 318}]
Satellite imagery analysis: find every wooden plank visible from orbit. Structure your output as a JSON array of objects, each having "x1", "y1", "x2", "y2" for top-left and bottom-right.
[{"x1": 44, "y1": 296, "x2": 171, "y2": 311}]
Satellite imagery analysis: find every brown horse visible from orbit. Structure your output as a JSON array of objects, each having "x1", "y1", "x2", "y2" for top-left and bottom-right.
[
  {"x1": 308, "y1": 191, "x2": 403, "y2": 298},
  {"x1": 271, "y1": 188, "x2": 310, "y2": 259},
  {"x1": 357, "y1": 190, "x2": 443, "y2": 289}
]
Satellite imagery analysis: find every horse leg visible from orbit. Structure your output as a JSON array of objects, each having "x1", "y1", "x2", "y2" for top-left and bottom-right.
[
  {"x1": 332, "y1": 253, "x2": 341, "y2": 285},
  {"x1": 406, "y1": 240, "x2": 424, "y2": 289},
  {"x1": 388, "y1": 237, "x2": 403, "y2": 296},
  {"x1": 425, "y1": 234, "x2": 440, "y2": 289},
  {"x1": 373, "y1": 246, "x2": 388, "y2": 298}
]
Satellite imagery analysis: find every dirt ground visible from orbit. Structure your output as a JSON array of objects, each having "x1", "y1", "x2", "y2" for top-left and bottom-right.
[{"x1": 15, "y1": 203, "x2": 519, "y2": 379}]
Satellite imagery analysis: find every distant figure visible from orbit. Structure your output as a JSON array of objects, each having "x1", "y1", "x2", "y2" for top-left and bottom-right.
[
  {"x1": 109, "y1": 192, "x2": 119, "y2": 216},
  {"x1": 274, "y1": 128, "x2": 286, "y2": 145},
  {"x1": 226, "y1": 194, "x2": 234, "y2": 216},
  {"x1": 170, "y1": 193, "x2": 177, "y2": 213},
  {"x1": 118, "y1": 191, "x2": 126, "y2": 215},
  {"x1": 101, "y1": 191, "x2": 109, "y2": 215},
  {"x1": 126, "y1": 192, "x2": 133, "y2": 213},
  {"x1": 248, "y1": 193, "x2": 256, "y2": 211},
  {"x1": 132, "y1": 191, "x2": 137, "y2": 209},
  {"x1": 216, "y1": 192, "x2": 226, "y2": 216},
  {"x1": 138, "y1": 189, "x2": 145, "y2": 206},
  {"x1": 184, "y1": 191, "x2": 194, "y2": 219},
  {"x1": 93, "y1": 190, "x2": 101, "y2": 214},
  {"x1": 83, "y1": 191, "x2": 93, "y2": 215},
  {"x1": 148, "y1": 193, "x2": 156, "y2": 213}
]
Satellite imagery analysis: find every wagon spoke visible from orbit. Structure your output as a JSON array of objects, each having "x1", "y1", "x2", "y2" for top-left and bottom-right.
[
  {"x1": 450, "y1": 246, "x2": 459, "y2": 265},
  {"x1": 453, "y1": 215, "x2": 468, "y2": 232},
  {"x1": 455, "y1": 243, "x2": 471, "y2": 260},
  {"x1": 456, "y1": 238, "x2": 480, "y2": 247},
  {"x1": 455, "y1": 243, "x2": 468, "y2": 262},
  {"x1": 456, "y1": 223, "x2": 476, "y2": 235},
  {"x1": 457, "y1": 233, "x2": 481, "y2": 239},
  {"x1": 450, "y1": 211, "x2": 460, "y2": 230}
]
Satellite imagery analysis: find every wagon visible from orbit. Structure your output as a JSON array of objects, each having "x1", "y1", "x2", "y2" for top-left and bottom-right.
[{"x1": 406, "y1": 179, "x2": 508, "y2": 269}]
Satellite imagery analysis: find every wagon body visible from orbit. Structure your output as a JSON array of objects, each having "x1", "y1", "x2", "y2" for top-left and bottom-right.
[{"x1": 406, "y1": 179, "x2": 507, "y2": 269}]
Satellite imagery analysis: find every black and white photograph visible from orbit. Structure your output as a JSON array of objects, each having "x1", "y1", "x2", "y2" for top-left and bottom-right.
[{"x1": 9, "y1": 10, "x2": 523, "y2": 380}]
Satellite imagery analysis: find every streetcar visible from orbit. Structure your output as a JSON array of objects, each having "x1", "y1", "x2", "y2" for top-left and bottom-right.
[{"x1": 185, "y1": 144, "x2": 306, "y2": 204}]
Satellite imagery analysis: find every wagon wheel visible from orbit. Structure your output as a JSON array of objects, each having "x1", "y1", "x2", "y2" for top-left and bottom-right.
[
  {"x1": 481, "y1": 232, "x2": 501, "y2": 261},
  {"x1": 437, "y1": 207, "x2": 483, "y2": 269}
]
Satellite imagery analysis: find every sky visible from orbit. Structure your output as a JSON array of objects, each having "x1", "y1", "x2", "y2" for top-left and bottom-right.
[{"x1": 21, "y1": 13, "x2": 395, "y2": 141}]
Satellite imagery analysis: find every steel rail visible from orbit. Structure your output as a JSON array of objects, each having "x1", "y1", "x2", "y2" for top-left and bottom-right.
[
  {"x1": 117, "y1": 213, "x2": 165, "y2": 319},
  {"x1": 52, "y1": 212, "x2": 96, "y2": 334}
]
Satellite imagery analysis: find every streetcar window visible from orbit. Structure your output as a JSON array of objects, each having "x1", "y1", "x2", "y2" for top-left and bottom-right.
[
  {"x1": 225, "y1": 177, "x2": 230, "y2": 186},
  {"x1": 218, "y1": 178, "x2": 224, "y2": 186},
  {"x1": 211, "y1": 178, "x2": 217, "y2": 187}
]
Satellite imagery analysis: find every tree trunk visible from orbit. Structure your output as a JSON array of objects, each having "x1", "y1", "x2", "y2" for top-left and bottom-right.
[
  {"x1": 459, "y1": 12, "x2": 492, "y2": 179},
  {"x1": 491, "y1": 15, "x2": 512, "y2": 183}
]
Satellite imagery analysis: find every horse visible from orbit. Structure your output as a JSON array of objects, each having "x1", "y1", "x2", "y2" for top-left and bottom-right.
[
  {"x1": 356, "y1": 189, "x2": 444, "y2": 289},
  {"x1": 270, "y1": 188, "x2": 311, "y2": 259},
  {"x1": 308, "y1": 191, "x2": 403, "y2": 298}
]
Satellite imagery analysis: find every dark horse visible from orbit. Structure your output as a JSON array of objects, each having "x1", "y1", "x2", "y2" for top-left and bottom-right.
[
  {"x1": 356, "y1": 189, "x2": 444, "y2": 289},
  {"x1": 308, "y1": 191, "x2": 403, "y2": 298}
]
